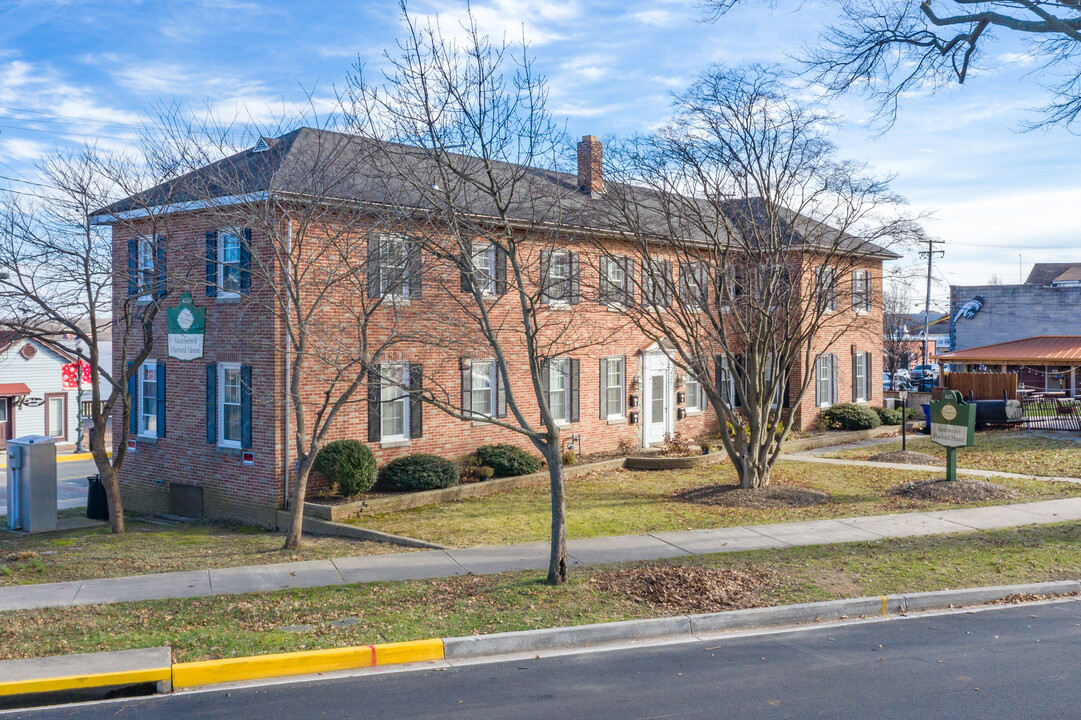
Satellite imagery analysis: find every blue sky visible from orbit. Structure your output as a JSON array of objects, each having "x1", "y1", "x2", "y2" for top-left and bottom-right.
[{"x1": 1, "y1": 0, "x2": 1077, "y2": 309}]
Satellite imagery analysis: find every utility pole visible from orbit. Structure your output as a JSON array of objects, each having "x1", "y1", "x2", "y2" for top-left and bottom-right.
[{"x1": 918, "y1": 236, "x2": 945, "y2": 386}]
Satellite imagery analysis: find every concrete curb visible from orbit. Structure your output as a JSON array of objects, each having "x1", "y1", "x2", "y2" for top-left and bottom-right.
[{"x1": 5, "y1": 581, "x2": 1078, "y2": 705}]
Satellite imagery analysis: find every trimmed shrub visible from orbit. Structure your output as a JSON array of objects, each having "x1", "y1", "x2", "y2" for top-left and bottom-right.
[
  {"x1": 476, "y1": 465, "x2": 495, "y2": 480},
  {"x1": 817, "y1": 403, "x2": 882, "y2": 431},
  {"x1": 561, "y1": 450, "x2": 578, "y2": 466},
  {"x1": 378, "y1": 454, "x2": 460, "y2": 492},
  {"x1": 314, "y1": 439, "x2": 377, "y2": 496},
  {"x1": 873, "y1": 406, "x2": 904, "y2": 425},
  {"x1": 475, "y1": 444, "x2": 543, "y2": 477}
]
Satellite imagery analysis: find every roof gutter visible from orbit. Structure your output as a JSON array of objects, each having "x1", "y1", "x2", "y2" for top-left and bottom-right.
[{"x1": 89, "y1": 192, "x2": 270, "y2": 224}]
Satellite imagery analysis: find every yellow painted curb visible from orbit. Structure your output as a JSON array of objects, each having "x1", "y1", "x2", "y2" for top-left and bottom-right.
[
  {"x1": 0, "y1": 451, "x2": 109, "y2": 469},
  {"x1": 0, "y1": 667, "x2": 170, "y2": 697},
  {"x1": 172, "y1": 645, "x2": 377, "y2": 689},
  {"x1": 373, "y1": 638, "x2": 445, "y2": 666}
]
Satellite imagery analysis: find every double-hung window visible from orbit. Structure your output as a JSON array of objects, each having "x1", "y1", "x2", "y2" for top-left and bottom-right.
[
  {"x1": 603, "y1": 258, "x2": 626, "y2": 306},
  {"x1": 218, "y1": 362, "x2": 243, "y2": 447},
  {"x1": 219, "y1": 231, "x2": 243, "y2": 296},
  {"x1": 852, "y1": 270, "x2": 872, "y2": 312},
  {"x1": 139, "y1": 361, "x2": 158, "y2": 437},
  {"x1": 548, "y1": 359, "x2": 569, "y2": 424},
  {"x1": 603, "y1": 357, "x2": 625, "y2": 419},
  {"x1": 853, "y1": 352, "x2": 868, "y2": 402},
  {"x1": 643, "y1": 260, "x2": 672, "y2": 308},
  {"x1": 471, "y1": 242, "x2": 497, "y2": 296},
  {"x1": 471, "y1": 360, "x2": 495, "y2": 417},
  {"x1": 679, "y1": 262, "x2": 708, "y2": 311},
  {"x1": 815, "y1": 354, "x2": 837, "y2": 408},
  {"x1": 381, "y1": 235, "x2": 410, "y2": 299},
  {"x1": 137, "y1": 237, "x2": 156, "y2": 299},
  {"x1": 817, "y1": 265, "x2": 837, "y2": 311},
  {"x1": 548, "y1": 252, "x2": 571, "y2": 303},
  {"x1": 685, "y1": 375, "x2": 704, "y2": 413},
  {"x1": 717, "y1": 355, "x2": 735, "y2": 407},
  {"x1": 380, "y1": 363, "x2": 410, "y2": 441}
]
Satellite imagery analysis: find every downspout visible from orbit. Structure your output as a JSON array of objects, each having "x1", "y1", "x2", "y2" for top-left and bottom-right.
[{"x1": 283, "y1": 217, "x2": 292, "y2": 510}]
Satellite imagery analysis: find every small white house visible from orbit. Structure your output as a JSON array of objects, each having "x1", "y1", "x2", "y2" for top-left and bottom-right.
[{"x1": 0, "y1": 334, "x2": 82, "y2": 449}]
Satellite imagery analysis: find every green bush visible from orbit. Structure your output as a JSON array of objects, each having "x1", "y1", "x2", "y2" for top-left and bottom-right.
[
  {"x1": 378, "y1": 454, "x2": 460, "y2": 492},
  {"x1": 873, "y1": 406, "x2": 903, "y2": 425},
  {"x1": 314, "y1": 439, "x2": 377, "y2": 496},
  {"x1": 475, "y1": 444, "x2": 543, "y2": 477},
  {"x1": 816, "y1": 403, "x2": 882, "y2": 431},
  {"x1": 561, "y1": 450, "x2": 578, "y2": 466}
]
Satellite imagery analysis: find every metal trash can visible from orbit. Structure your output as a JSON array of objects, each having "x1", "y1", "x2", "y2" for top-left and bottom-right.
[{"x1": 86, "y1": 475, "x2": 109, "y2": 521}]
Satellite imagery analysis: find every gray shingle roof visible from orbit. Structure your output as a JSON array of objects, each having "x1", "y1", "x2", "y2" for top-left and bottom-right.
[{"x1": 95, "y1": 127, "x2": 901, "y2": 260}]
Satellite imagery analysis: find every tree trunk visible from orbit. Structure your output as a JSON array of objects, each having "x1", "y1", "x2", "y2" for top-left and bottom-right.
[
  {"x1": 284, "y1": 455, "x2": 314, "y2": 550},
  {"x1": 91, "y1": 431, "x2": 125, "y2": 533},
  {"x1": 737, "y1": 453, "x2": 771, "y2": 490},
  {"x1": 542, "y1": 444, "x2": 567, "y2": 585}
]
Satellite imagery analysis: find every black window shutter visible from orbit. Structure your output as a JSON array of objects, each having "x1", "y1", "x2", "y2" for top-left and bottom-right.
[
  {"x1": 205, "y1": 231, "x2": 217, "y2": 297},
  {"x1": 598, "y1": 357, "x2": 608, "y2": 418},
  {"x1": 205, "y1": 362, "x2": 217, "y2": 444},
  {"x1": 461, "y1": 359, "x2": 472, "y2": 414},
  {"x1": 156, "y1": 361, "x2": 166, "y2": 438},
  {"x1": 368, "y1": 365, "x2": 381, "y2": 442},
  {"x1": 569, "y1": 253, "x2": 580, "y2": 305},
  {"x1": 663, "y1": 261, "x2": 673, "y2": 308},
  {"x1": 496, "y1": 365, "x2": 507, "y2": 418},
  {"x1": 240, "y1": 365, "x2": 253, "y2": 449},
  {"x1": 599, "y1": 257, "x2": 611, "y2": 304},
  {"x1": 732, "y1": 358, "x2": 742, "y2": 407},
  {"x1": 409, "y1": 363, "x2": 423, "y2": 438},
  {"x1": 852, "y1": 352, "x2": 858, "y2": 401},
  {"x1": 540, "y1": 358, "x2": 550, "y2": 422},
  {"x1": 460, "y1": 252, "x2": 472, "y2": 293},
  {"x1": 495, "y1": 244, "x2": 508, "y2": 296},
  {"x1": 239, "y1": 229, "x2": 252, "y2": 293},
  {"x1": 866, "y1": 352, "x2": 873, "y2": 401},
  {"x1": 367, "y1": 233, "x2": 381, "y2": 299},
  {"x1": 539, "y1": 250, "x2": 551, "y2": 304},
  {"x1": 408, "y1": 240, "x2": 422, "y2": 299},
  {"x1": 127, "y1": 239, "x2": 137, "y2": 296},
  {"x1": 127, "y1": 361, "x2": 138, "y2": 434},
  {"x1": 830, "y1": 354, "x2": 839, "y2": 405},
  {"x1": 155, "y1": 237, "x2": 167, "y2": 299},
  {"x1": 623, "y1": 258, "x2": 635, "y2": 306},
  {"x1": 569, "y1": 358, "x2": 580, "y2": 423}
]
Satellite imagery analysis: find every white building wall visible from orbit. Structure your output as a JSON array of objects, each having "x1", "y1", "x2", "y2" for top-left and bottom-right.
[{"x1": 0, "y1": 340, "x2": 80, "y2": 445}]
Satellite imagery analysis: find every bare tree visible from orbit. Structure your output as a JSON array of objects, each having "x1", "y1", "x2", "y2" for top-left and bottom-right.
[
  {"x1": 0, "y1": 145, "x2": 180, "y2": 532},
  {"x1": 149, "y1": 108, "x2": 414, "y2": 549},
  {"x1": 883, "y1": 283, "x2": 914, "y2": 379},
  {"x1": 705, "y1": 0, "x2": 1081, "y2": 128},
  {"x1": 599, "y1": 65, "x2": 912, "y2": 489},
  {"x1": 345, "y1": 5, "x2": 622, "y2": 584}
]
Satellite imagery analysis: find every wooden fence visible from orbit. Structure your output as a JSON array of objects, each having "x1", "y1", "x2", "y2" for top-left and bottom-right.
[{"x1": 943, "y1": 372, "x2": 1017, "y2": 400}]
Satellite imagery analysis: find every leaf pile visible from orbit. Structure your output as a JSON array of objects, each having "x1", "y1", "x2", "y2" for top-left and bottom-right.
[
  {"x1": 887, "y1": 478, "x2": 1016, "y2": 502},
  {"x1": 676, "y1": 484, "x2": 831, "y2": 509},
  {"x1": 591, "y1": 563, "x2": 777, "y2": 613}
]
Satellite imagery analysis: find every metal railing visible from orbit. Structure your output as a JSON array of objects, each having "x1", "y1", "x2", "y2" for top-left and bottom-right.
[{"x1": 1020, "y1": 395, "x2": 1081, "y2": 431}]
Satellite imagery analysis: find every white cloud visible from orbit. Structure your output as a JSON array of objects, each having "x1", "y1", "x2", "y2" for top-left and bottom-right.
[{"x1": 0, "y1": 136, "x2": 48, "y2": 161}]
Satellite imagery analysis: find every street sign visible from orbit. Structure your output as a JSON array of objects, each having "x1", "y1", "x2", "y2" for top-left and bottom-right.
[{"x1": 930, "y1": 389, "x2": 975, "y2": 481}]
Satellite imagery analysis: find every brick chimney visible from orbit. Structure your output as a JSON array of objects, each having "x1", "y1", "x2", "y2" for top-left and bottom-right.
[{"x1": 577, "y1": 135, "x2": 603, "y2": 195}]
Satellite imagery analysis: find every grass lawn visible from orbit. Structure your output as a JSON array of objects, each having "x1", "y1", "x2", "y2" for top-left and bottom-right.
[
  {"x1": 3, "y1": 522, "x2": 1079, "y2": 662},
  {"x1": 0, "y1": 519, "x2": 409, "y2": 587},
  {"x1": 824, "y1": 429, "x2": 1081, "y2": 477},
  {"x1": 348, "y1": 459, "x2": 1081, "y2": 547}
]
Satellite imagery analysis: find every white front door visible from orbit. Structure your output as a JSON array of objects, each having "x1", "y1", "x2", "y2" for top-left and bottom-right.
[{"x1": 642, "y1": 352, "x2": 673, "y2": 445}]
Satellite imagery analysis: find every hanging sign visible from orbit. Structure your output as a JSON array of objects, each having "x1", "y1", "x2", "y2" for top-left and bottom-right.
[{"x1": 167, "y1": 292, "x2": 206, "y2": 361}]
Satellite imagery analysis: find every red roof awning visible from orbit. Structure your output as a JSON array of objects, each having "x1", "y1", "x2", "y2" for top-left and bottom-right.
[{"x1": 0, "y1": 383, "x2": 31, "y2": 396}]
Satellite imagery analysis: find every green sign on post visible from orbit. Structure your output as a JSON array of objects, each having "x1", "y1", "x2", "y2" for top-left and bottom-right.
[{"x1": 930, "y1": 389, "x2": 976, "y2": 481}]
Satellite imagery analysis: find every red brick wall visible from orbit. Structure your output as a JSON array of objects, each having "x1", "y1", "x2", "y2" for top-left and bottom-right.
[{"x1": 112, "y1": 209, "x2": 884, "y2": 524}]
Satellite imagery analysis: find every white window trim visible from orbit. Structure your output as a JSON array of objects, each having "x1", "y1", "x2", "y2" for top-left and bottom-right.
[
  {"x1": 816, "y1": 355, "x2": 834, "y2": 409},
  {"x1": 471, "y1": 242, "x2": 497, "y2": 297},
  {"x1": 605, "y1": 356, "x2": 625, "y2": 420},
  {"x1": 136, "y1": 236, "x2": 155, "y2": 303},
  {"x1": 685, "y1": 376, "x2": 704, "y2": 414},
  {"x1": 217, "y1": 362, "x2": 242, "y2": 449},
  {"x1": 852, "y1": 270, "x2": 872, "y2": 314},
  {"x1": 548, "y1": 358, "x2": 569, "y2": 425},
  {"x1": 548, "y1": 251, "x2": 572, "y2": 306},
  {"x1": 138, "y1": 360, "x2": 157, "y2": 438},
  {"x1": 853, "y1": 353, "x2": 868, "y2": 403},
  {"x1": 604, "y1": 258, "x2": 626, "y2": 308},
  {"x1": 818, "y1": 265, "x2": 837, "y2": 313},
  {"x1": 218, "y1": 230, "x2": 242, "y2": 300},
  {"x1": 380, "y1": 362, "x2": 411, "y2": 442},
  {"x1": 471, "y1": 359, "x2": 497, "y2": 418}
]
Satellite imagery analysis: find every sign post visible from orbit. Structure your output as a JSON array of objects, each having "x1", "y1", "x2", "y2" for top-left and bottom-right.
[
  {"x1": 930, "y1": 389, "x2": 975, "y2": 481},
  {"x1": 899, "y1": 389, "x2": 908, "y2": 452},
  {"x1": 167, "y1": 293, "x2": 206, "y2": 361}
]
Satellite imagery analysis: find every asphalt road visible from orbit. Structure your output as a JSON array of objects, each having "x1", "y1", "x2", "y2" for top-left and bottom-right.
[
  {"x1": 0, "y1": 459, "x2": 98, "y2": 515},
  {"x1": 14, "y1": 599, "x2": 1081, "y2": 719}
]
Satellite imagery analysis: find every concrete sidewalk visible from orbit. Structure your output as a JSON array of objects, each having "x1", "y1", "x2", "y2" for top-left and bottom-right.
[{"x1": 4, "y1": 496, "x2": 1081, "y2": 613}]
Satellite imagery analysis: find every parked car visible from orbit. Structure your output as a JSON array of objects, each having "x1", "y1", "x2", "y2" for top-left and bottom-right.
[
  {"x1": 884, "y1": 372, "x2": 912, "y2": 391},
  {"x1": 910, "y1": 364, "x2": 940, "y2": 383}
]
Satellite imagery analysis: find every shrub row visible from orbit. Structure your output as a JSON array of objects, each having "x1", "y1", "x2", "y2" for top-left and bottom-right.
[{"x1": 314, "y1": 441, "x2": 543, "y2": 497}]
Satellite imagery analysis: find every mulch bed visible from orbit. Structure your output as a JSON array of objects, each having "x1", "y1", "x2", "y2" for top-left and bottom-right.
[
  {"x1": 591, "y1": 563, "x2": 777, "y2": 613},
  {"x1": 676, "y1": 484, "x2": 832, "y2": 509},
  {"x1": 886, "y1": 477, "x2": 1017, "y2": 502},
  {"x1": 867, "y1": 450, "x2": 944, "y2": 466}
]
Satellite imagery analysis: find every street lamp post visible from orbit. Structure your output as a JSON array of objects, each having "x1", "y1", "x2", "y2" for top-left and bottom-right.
[{"x1": 899, "y1": 389, "x2": 909, "y2": 452}]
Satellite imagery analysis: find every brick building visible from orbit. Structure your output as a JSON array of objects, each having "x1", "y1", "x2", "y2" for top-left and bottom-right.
[{"x1": 96, "y1": 129, "x2": 894, "y2": 525}]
